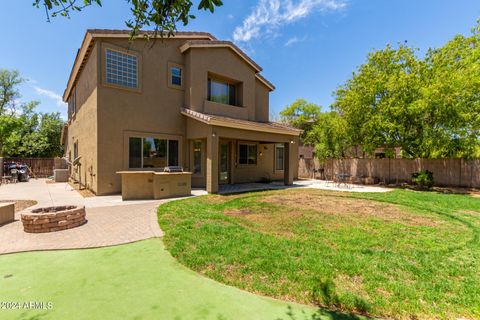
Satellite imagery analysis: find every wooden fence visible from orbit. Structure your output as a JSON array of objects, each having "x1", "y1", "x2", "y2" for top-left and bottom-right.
[
  {"x1": 299, "y1": 158, "x2": 480, "y2": 188},
  {"x1": 3, "y1": 158, "x2": 55, "y2": 178}
]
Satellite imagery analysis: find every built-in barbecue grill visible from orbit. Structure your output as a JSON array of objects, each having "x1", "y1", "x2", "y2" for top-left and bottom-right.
[{"x1": 163, "y1": 166, "x2": 184, "y2": 173}]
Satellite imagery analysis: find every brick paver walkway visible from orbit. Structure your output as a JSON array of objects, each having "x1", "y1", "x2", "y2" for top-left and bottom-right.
[{"x1": 0, "y1": 202, "x2": 163, "y2": 254}]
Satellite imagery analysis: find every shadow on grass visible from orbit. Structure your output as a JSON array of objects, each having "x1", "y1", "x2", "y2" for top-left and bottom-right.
[
  {"x1": 16, "y1": 311, "x2": 50, "y2": 320},
  {"x1": 275, "y1": 306, "x2": 367, "y2": 320}
]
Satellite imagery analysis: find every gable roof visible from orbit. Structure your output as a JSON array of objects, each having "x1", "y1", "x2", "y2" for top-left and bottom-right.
[
  {"x1": 63, "y1": 29, "x2": 275, "y2": 100},
  {"x1": 179, "y1": 40, "x2": 262, "y2": 72},
  {"x1": 63, "y1": 30, "x2": 216, "y2": 101},
  {"x1": 181, "y1": 108, "x2": 302, "y2": 136}
]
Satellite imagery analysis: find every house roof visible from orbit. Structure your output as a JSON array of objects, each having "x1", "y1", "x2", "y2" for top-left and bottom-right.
[
  {"x1": 179, "y1": 40, "x2": 262, "y2": 72},
  {"x1": 63, "y1": 30, "x2": 216, "y2": 101},
  {"x1": 255, "y1": 73, "x2": 275, "y2": 91},
  {"x1": 179, "y1": 40, "x2": 275, "y2": 91},
  {"x1": 181, "y1": 108, "x2": 302, "y2": 136},
  {"x1": 63, "y1": 29, "x2": 275, "y2": 100}
]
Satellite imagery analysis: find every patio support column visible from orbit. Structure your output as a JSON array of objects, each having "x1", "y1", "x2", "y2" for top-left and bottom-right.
[
  {"x1": 284, "y1": 142, "x2": 294, "y2": 185},
  {"x1": 206, "y1": 130, "x2": 219, "y2": 193}
]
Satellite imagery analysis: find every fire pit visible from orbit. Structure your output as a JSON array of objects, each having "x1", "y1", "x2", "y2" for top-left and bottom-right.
[{"x1": 21, "y1": 205, "x2": 86, "y2": 233}]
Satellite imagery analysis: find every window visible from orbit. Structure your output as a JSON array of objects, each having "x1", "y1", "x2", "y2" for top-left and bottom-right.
[
  {"x1": 193, "y1": 140, "x2": 202, "y2": 175},
  {"x1": 73, "y1": 141, "x2": 78, "y2": 160},
  {"x1": 105, "y1": 48, "x2": 138, "y2": 89},
  {"x1": 71, "y1": 89, "x2": 76, "y2": 115},
  {"x1": 275, "y1": 144, "x2": 285, "y2": 170},
  {"x1": 171, "y1": 67, "x2": 182, "y2": 86},
  {"x1": 238, "y1": 144, "x2": 257, "y2": 165},
  {"x1": 129, "y1": 137, "x2": 179, "y2": 169},
  {"x1": 208, "y1": 78, "x2": 236, "y2": 105}
]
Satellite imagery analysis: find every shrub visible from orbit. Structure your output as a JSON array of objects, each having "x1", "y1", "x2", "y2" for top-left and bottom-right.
[{"x1": 411, "y1": 170, "x2": 434, "y2": 189}]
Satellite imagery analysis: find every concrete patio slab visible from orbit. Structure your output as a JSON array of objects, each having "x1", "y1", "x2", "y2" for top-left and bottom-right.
[
  {"x1": 218, "y1": 179, "x2": 392, "y2": 194},
  {"x1": 0, "y1": 179, "x2": 207, "y2": 255},
  {"x1": 0, "y1": 178, "x2": 207, "y2": 209}
]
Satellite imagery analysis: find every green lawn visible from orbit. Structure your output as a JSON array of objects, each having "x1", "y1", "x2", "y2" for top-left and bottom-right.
[
  {"x1": 0, "y1": 238, "x2": 334, "y2": 320},
  {"x1": 158, "y1": 189, "x2": 480, "y2": 319}
]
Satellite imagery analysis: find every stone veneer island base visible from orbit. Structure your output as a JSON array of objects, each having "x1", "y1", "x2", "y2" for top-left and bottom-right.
[{"x1": 21, "y1": 205, "x2": 86, "y2": 233}]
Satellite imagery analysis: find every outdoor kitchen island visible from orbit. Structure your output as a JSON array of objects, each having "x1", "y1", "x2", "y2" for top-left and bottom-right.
[{"x1": 117, "y1": 171, "x2": 192, "y2": 200}]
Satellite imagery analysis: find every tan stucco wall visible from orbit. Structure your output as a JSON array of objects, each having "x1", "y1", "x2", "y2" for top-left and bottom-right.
[
  {"x1": 186, "y1": 122, "x2": 299, "y2": 189},
  {"x1": 65, "y1": 42, "x2": 99, "y2": 193},
  {"x1": 66, "y1": 34, "x2": 287, "y2": 195},
  {"x1": 186, "y1": 47, "x2": 257, "y2": 120},
  {"x1": 118, "y1": 171, "x2": 192, "y2": 200},
  {"x1": 0, "y1": 202, "x2": 14, "y2": 225},
  {"x1": 255, "y1": 78, "x2": 270, "y2": 122},
  {"x1": 96, "y1": 38, "x2": 188, "y2": 194}
]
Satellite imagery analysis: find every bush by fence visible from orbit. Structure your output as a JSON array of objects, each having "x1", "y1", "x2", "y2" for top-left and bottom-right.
[{"x1": 298, "y1": 158, "x2": 480, "y2": 188}]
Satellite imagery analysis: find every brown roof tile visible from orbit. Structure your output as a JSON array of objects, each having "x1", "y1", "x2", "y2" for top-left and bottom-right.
[{"x1": 181, "y1": 108, "x2": 302, "y2": 136}]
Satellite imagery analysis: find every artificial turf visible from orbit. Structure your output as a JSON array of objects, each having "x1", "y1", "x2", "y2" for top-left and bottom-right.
[{"x1": 0, "y1": 238, "x2": 328, "y2": 320}]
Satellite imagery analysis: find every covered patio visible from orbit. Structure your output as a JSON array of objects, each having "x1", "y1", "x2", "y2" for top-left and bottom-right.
[{"x1": 182, "y1": 108, "x2": 302, "y2": 193}]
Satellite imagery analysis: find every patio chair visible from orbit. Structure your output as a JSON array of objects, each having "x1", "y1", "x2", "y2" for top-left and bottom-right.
[{"x1": 10, "y1": 169, "x2": 18, "y2": 183}]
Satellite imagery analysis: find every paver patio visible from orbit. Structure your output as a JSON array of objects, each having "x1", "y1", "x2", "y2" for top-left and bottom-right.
[{"x1": 0, "y1": 179, "x2": 207, "y2": 255}]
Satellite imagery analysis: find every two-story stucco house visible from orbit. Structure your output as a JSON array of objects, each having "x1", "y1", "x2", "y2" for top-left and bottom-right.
[{"x1": 61, "y1": 29, "x2": 301, "y2": 195}]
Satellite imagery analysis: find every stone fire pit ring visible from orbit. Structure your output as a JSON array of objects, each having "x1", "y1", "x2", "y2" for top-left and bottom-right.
[{"x1": 21, "y1": 205, "x2": 86, "y2": 233}]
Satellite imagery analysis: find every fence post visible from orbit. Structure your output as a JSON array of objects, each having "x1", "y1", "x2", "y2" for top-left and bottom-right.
[{"x1": 0, "y1": 157, "x2": 3, "y2": 177}]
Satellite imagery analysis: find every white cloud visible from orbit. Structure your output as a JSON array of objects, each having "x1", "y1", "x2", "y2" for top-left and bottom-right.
[
  {"x1": 33, "y1": 86, "x2": 66, "y2": 107},
  {"x1": 233, "y1": 0, "x2": 346, "y2": 42},
  {"x1": 284, "y1": 35, "x2": 307, "y2": 46}
]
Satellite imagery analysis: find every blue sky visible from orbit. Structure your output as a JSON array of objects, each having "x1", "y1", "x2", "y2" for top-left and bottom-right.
[{"x1": 1, "y1": 0, "x2": 479, "y2": 119}]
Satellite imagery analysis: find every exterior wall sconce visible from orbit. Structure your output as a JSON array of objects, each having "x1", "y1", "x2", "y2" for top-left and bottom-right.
[
  {"x1": 290, "y1": 140, "x2": 295, "y2": 144},
  {"x1": 212, "y1": 132, "x2": 216, "y2": 137},
  {"x1": 259, "y1": 152, "x2": 263, "y2": 156}
]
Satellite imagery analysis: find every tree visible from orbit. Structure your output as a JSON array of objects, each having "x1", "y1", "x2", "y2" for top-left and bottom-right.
[
  {"x1": 280, "y1": 98, "x2": 321, "y2": 142},
  {"x1": 333, "y1": 21, "x2": 480, "y2": 160},
  {"x1": 0, "y1": 69, "x2": 64, "y2": 157},
  {"x1": 33, "y1": 0, "x2": 223, "y2": 38},
  {"x1": 333, "y1": 44, "x2": 425, "y2": 158},
  {"x1": 279, "y1": 99, "x2": 350, "y2": 160},
  {"x1": 308, "y1": 111, "x2": 350, "y2": 160},
  {"x1": 0, "y1": 69, "x2": 23, "y2": 115},
  {"x1": 418, "y1": 22, "x2": 480, "y2": 158}
]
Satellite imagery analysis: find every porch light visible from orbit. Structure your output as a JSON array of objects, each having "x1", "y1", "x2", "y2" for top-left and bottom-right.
[
  {"x1": 290, "y1": 140, "x2": 295, "y2": 144},
  {"x1": 212, "y1": 132, "x2": 216, "y2": 137}
]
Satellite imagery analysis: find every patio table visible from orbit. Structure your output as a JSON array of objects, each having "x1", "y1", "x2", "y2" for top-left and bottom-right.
[{"x1": 334, "y1": 173, "x2": 352, "y2": 188}]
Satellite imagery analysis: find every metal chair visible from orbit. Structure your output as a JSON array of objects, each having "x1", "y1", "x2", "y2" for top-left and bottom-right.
[{"x1": 10, "y1": 169, "x2": 18, "y2": 183}]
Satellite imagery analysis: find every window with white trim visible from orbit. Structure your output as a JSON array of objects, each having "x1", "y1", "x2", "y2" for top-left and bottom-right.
[
  {"x1": 171, "y1": 67, "x2": 182, "y2": 86},
  {"x1": 105, "y1": 48, "x2": 138, "y2": 89}
]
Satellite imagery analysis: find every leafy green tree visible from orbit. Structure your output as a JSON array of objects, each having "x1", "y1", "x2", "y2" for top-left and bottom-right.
[
  {"x1": 333, "y1": 44, "x2": 425, "y2": 158},
  {"x1": 0, "y1": 69, "x2": 23, "y2": 115},
  {"x1": 33, "y1": 0, "x2": 223, "y2": 38},
  {"x1": 418, "y1": 22, "x2": 480, "y2": 158},
  {"x1": 0, "y1": 69, "x2": 64, "y2": 157},
  {"x1": 308, "y1": 111, "x2": 350, "y2": 160},
  {"x1": 280, "y1": 98, "x2": 321, "y2": 141},
  {"x1": 3, "y1": 103, "x2": 64, "y2": 158}
]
